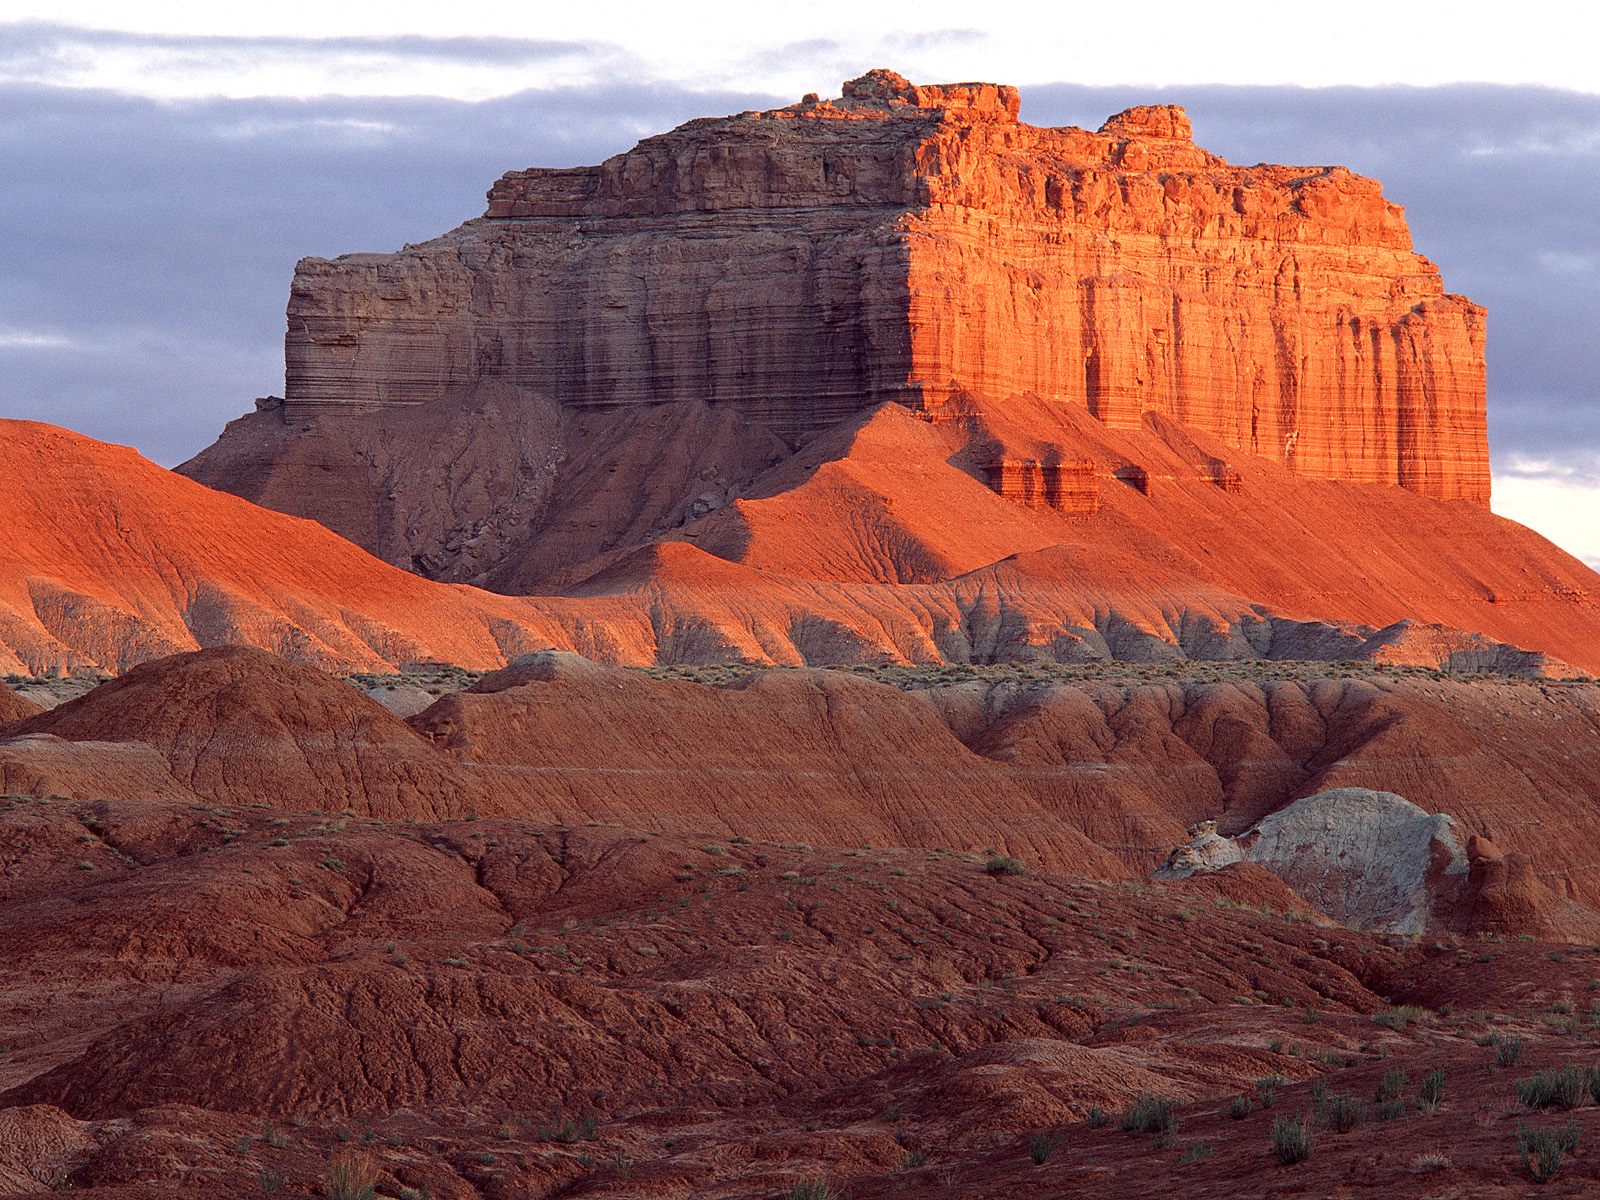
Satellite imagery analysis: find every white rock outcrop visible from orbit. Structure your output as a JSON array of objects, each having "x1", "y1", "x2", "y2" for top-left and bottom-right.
[{"x1": 1155, "y1": 787, "x2": 1468, "y2": 934}]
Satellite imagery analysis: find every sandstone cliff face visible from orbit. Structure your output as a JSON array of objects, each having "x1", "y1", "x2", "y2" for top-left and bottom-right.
[{"x1": 276, "y1": 69, "x2": 1487, "y2": 502}]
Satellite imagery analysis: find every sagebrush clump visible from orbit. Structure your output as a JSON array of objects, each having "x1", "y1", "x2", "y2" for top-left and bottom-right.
[
  {"x1": 786, "y1": 1180, "x2": 841, "y2": 1200},
  {"x1": 1516, "y1": 1065, "x2": 1588, "y2": 1111},
  {"x1": 1271, "y1": 1115, "x2": 1313, "y2": 1165},
  {"x1": 1518, "y1": 1121, "x2": 1579, "y2": 1184},
  {"x1": 1418, "y1": 1068, "x2": 1445, "y2": 1111},
  {"x1": 326, "y1": 1150, "x2": 380, "y2": 1200},
  {"x1": 1372, "y1": 1005, "x2": 1429, "y2": 1031},
  {"x1": 1119, "y1": 1095, "x2": 1178, "y2": 1137}
]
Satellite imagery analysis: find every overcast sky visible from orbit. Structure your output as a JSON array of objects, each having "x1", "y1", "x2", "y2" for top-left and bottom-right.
[{"x1": 2, "y1": 5, "x2": 1597, "y2": 566}]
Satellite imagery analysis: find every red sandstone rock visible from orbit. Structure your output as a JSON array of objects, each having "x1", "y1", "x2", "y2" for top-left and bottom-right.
[
  {"x1": 152, "y1": 77, "x2": 1595, "y2": 678},
  {"x1": 214, "y1": 69, "x2": 1485, "y2": 507}
]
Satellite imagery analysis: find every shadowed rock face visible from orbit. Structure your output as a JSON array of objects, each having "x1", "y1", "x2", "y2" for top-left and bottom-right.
[{"x1": 247, "y1": 68, "x2": 1485, "y2": 504}]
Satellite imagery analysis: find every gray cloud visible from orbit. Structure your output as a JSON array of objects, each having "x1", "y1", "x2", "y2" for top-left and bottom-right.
[
  {"x1": 0, "y1": 80, "x2": 776, "y2": 459},
  {"x1": 0, "y1": 20, "x2": 619, "y2": 74},
  {"x1": 0, "y1": 78, "x2": 1595, "y2": 483}
]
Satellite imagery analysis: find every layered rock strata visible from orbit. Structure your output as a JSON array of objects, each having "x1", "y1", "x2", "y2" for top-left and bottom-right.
[{"x1": 274, "y1": 69, "x2": 1488, "y2": 502}]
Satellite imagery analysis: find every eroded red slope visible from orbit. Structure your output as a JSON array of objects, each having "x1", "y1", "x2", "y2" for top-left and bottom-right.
[
  {"x1": 0, "y1": 684, "x2": 40, "y2": 726},
  {"x1": 9, "y1": 646, "x2": 482, "y2": 819},
  {"x1": 2, "y1": 797, "x2": 1598, "y2": 1199},
  {"x1": 0, "y1": 420, "x2": 567, "y2": 674},
  {"x1": 5, "y1": 411, "x2": 1597, "y2": 675},
  {"x1": 13, "y1": 647, "x2": 1600, "y2": 929},
  {"x1": 651, "y1": 402, "x2": 1600, "y2": 672}
]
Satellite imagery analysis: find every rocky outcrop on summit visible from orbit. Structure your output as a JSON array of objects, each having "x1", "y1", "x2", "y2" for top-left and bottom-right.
[
  {"x1": 25, "y1": 77, "x2": 1600, "y2": 677},
  {"x1": 231, "y1": 68, "x2": 1486, "y2": 504},
  {"x1": 157, "y1": 71, "x2": 1600, "y2": 677}
]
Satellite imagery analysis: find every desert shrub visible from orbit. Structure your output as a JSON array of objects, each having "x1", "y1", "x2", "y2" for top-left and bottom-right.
[
  {"x1": 1377, "y1": 1098, "x2": 1406, "y2": 1121},
  {"x1": 1373, "y1": 1005, "x2": 1429, "y2": 1031},
  {"x1": 538, "y1": 1115, "x2": 597, "y2": 1143},
  {"x1": 1255, "y1": 1075, "x2": 1285, "y2": 1107},
  {"x1": 1270, "y1": 1115, "x2": 1313, "y2": 1165},
  {"x1": 1317, "y1": 1094, "x2": 1367, "y2": 1133},
  {"x1": 1118, "y1": 1094, "x2": 1178, "y2": 1136},
  {"x1": 1517, "y1": 1065, "x2": 1588, "y2": 1110},
  {"x1": 786, "y1": 1181, "x2": 841, "y2": 1200},
  {"x1": 1085, "y1": 1106, "x2": 1107, "y2": 1128},
  {"x1": 1376, "y1": 1068, "x2": 1408, "y2": 1102},
  {"x1": 984, "y1": 855, "x2": 1026, "y2": 877},
  {"x1": 1496, "y1": 1035, "x2": 1526, "y2": 1067},
  {"x1": 1027, "y1": 1131, "x2": 1058, "y2": 1164},
  {"x1": 325, "y1": 1150, "x2": 380, "y2": 1200},
  {"x1": 1226, "y1": 1095, "x2": 1251, "y2": 1120},
  {"x1": 1418, "y1": 1068, "x2": 1446, "y2": 1111},
  {"x1": 1179, "y1": 1140, "x2": 1214, "y2": 1163},
  {"x1": 1409, "y1": 1151, "x2": 1451, "y2": 1174},
  {"x1": 1518, "y1": 1122, "x2": 1580, "y2": 1184}
]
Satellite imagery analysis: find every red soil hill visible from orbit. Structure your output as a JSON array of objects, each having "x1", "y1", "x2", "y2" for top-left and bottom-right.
[
  {"x1": 0, "y1": 420, "x2": 567, "y2": 675},
  {"x1": 0, "y1": 683, "x2": 40, "y2": 726},
  {"x1": 9, "y1": 646, "x2": 481, "y2": 819}
]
